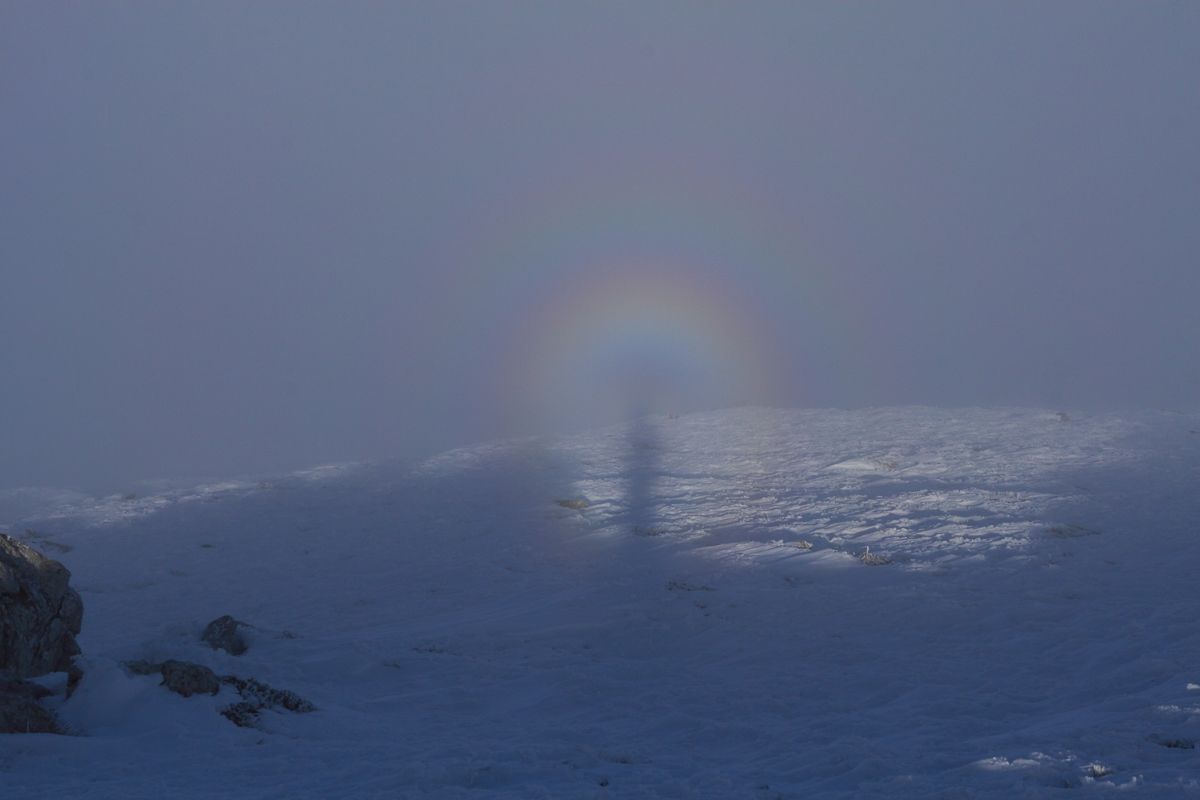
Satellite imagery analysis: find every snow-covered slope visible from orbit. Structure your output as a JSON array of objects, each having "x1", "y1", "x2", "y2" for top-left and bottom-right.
[{"x1": 3, "y1": 407, "x2": 1199, "y2": 798}]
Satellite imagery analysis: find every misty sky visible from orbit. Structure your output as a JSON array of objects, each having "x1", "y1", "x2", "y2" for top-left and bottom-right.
[{"x1": 2, "y1": 2, "x2": 1198, "y2": 493}]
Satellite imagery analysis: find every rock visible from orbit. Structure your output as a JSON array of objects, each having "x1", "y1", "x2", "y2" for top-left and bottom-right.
[
  {"x1": 0, "y1": 534, "x2": 83, "y2": 680},
  {"x1": 220, "y1": 675, "x2": 315, "y2": 728},
  {"x1": 0, "y1": 564, "x2": 18, "y2": 595},
  {"x1": 0, "y1": 678, "x2": 52, "y2": 700},
  {"x1": 223, "y1": 676, "x2": 315, "y2": 713},
  {"x1": 0, "y1": 680, "x2": 60, "y2": 734},
  {"x1": 132, "y1": 655, "x2": 315, "y2": 729},
  {"x1": 160, "y1": 660, "x2": 220, "y2": 697},
  {"x1": 122, "y1": 659, "x2": 165, "y2": 676},
  {"x1": 859, "y1": 550, "x2": 893, "y2": 566},
  {"x1": 201, "y1": 615, "x2": 249, "y2": 655},
  {"x1": 220, "y1": 700, "x2": 263, "y2": 728},
  {"x1": 65, "y1": 664, "x2": 83, "y2": 698}
]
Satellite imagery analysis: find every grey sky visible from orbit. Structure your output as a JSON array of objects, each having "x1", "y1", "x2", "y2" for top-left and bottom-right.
[{"x1": 2, "y1": 2, "x2": 1197, "y2": 493}]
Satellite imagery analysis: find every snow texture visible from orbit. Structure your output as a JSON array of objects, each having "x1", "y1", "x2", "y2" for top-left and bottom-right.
[{"x1": 2, "y1": 407, "x2": 1199, "y2": 798}]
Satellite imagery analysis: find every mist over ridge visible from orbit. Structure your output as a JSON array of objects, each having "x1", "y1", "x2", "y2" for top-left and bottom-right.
[{"x1": 3, "y1": 2, "x2": 1197, "y2": 493}]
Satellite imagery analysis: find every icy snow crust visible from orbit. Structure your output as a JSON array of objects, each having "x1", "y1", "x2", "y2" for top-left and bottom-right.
[{"x1": 2, "y1": 407, "x2": 1199, "y2": 798}]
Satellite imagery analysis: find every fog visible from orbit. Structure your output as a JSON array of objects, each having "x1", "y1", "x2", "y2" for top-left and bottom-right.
[{"x1": 2, "y1": 2, "x2": 1197, "y2": 493}]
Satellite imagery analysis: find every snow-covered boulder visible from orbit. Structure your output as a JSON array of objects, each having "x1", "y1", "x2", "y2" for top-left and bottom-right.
[{"x1": 0, "y1": 534, "x2": 83, "y2": 680}]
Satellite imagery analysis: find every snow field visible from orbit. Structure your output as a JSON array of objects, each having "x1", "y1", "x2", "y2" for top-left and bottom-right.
[{"x1": 2, "y1": 407, "x2": 1199, "y2": 798}]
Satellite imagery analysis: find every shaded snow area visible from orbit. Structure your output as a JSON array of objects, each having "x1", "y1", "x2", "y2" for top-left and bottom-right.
[{"x1": 3, "y1": 407, "x2": 1200, "y2": 799}]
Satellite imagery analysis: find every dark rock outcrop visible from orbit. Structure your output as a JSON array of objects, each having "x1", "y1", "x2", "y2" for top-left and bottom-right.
[
  {"x1": 221, "y1": 675, "x2": 315, "y2": 726},
  {"x1": 219, "y1": 701, "x2": 264, "y2": 728},
  {"x1": 161, "y1": 660, "x2": 221, "y2": 697},
  {"x1": 124, "y1": 658, "x2": 315, "y2": 729},
  {"x1": 1, "y1": 534, "x2": 82, "y2": 734},
  {"x1": 0, "y1": 680, "x2": 59, "y2": 734},
  {"x1": 0, "y1": 534, "x2": 83, "y2": 680},
  {"x1": 201, "y1": 615, "x2": 249, "y2": 655}
]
